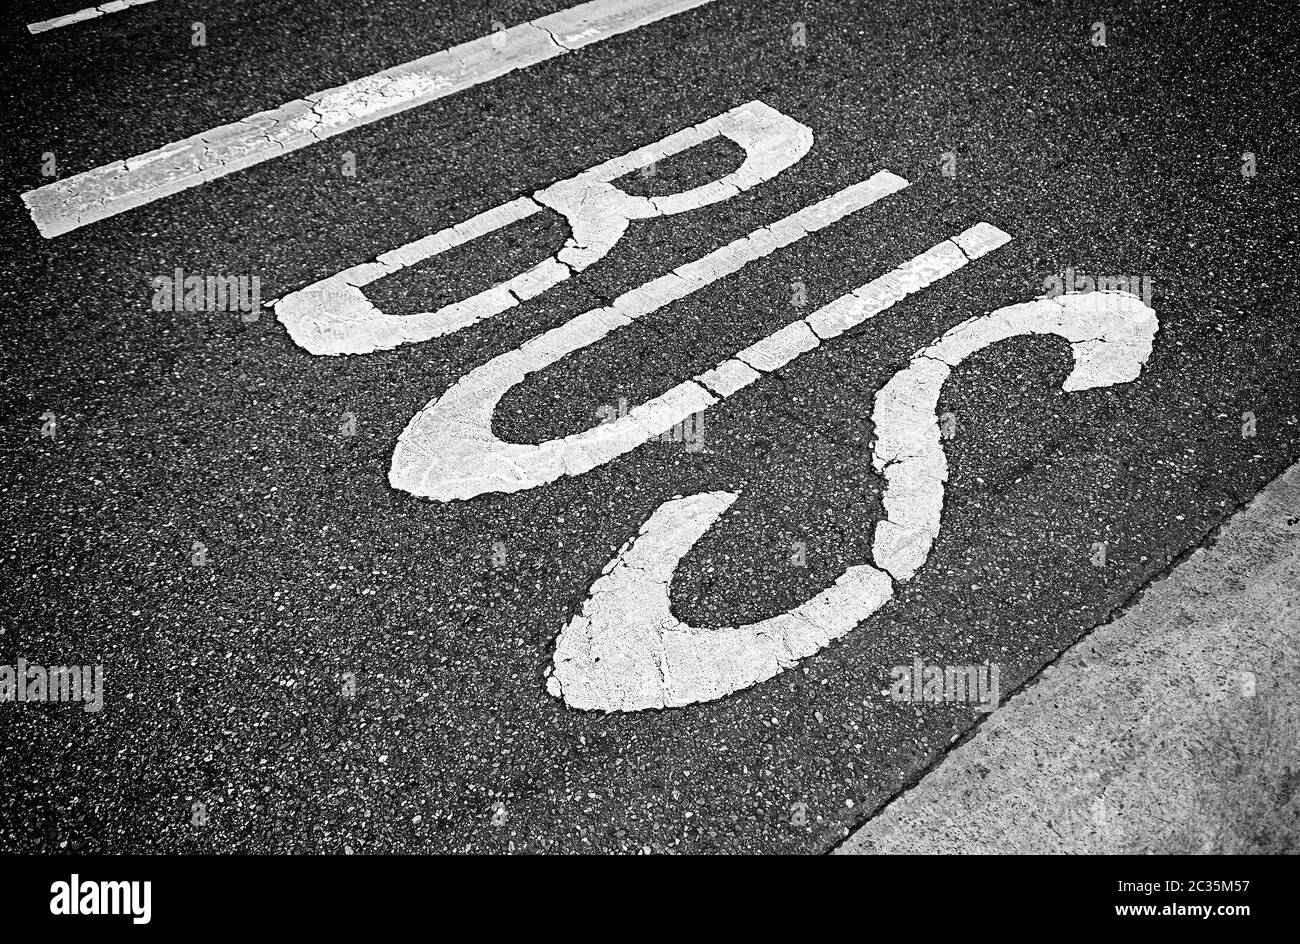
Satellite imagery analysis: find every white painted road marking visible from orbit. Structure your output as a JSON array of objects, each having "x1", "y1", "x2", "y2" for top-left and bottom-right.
[
  {"x1": 264, "y1": 95, "x2": 1154, "y2": 713},
  {"x1": 27, "y1": 0, "x2": 163, "y2": 35},
  {"x1": 276, "y1": 101, "x2": 812, "y2": 355},
  {"x1": 21, "y1": 0, "x2": 718, "y2": 237},
  {"x1": 388, "y1": 173, "x2": 914, "y2": 501},
  {"x1": 546, "y1": 292, "x2": 1161, "y2": 711}
]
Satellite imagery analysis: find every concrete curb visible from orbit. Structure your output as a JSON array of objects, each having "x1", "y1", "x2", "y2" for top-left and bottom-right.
[{"x1": 837, "y1": 463, "x2": 1300, "y2": 854}]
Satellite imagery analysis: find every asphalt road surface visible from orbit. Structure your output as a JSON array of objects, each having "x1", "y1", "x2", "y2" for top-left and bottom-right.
[{"x1": 1, "y1": 0, "x2": 1297, "y2": 853}]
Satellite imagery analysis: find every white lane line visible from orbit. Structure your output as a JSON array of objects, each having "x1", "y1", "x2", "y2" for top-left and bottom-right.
[
  {"x1": 547, "y1": 291, "x2": 1162, "y2": 711},
  {"x1": 275, "y1": 101, "x2": 811, "y2": 355},
  {"x1": 27, "y1": 0, "x2": 162, "y2": 34},
  {"x1": 21, "y1": 0, "x2": 719, "y2": 237},
  {"x1": 387, "y1": 172, "x2": 911, "y2": 502}
]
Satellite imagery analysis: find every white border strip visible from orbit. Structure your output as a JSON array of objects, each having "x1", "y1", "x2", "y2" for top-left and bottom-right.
[
  {"x1": 27, "y1": 0, "x2": 163, "y2": 34},
  {"x1": 21, "y1": 0, "x2": 717, "y2": 238}
]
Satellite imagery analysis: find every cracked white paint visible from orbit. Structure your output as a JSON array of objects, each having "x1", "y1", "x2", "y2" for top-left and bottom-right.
[
  {"x1": 388, "y1": 172, "x2": 912, "y2": 501},
  {"x1": 27, "y1": 0, "x2": 162, "y2": 34},
  {"x1": 547, "y1": 291, "x2": 1160, "y2": 710},
  {"x1": 274, "y1": 100, "x2": 813, "y2": 355},
  {"x1": 21, "y1": 0, "x2": 719, "y2": 237}
]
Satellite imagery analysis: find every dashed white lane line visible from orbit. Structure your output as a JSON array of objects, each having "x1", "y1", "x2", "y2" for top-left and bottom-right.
[
  {"x1": 387, "y1": 172, "x2": 912, "y2": 502},
  {"x1": 21, "y1": 0, "x2": 719, "y2": 237},
  {"x1": 27, "y1": 0, "x2": 162, "y2": 35},
  {"x1": 276, "y1": 101, "x2": 812, "y2": 355},
  {"x1": 546, "y1": 292, "x2": 1161, "y2": 711}
]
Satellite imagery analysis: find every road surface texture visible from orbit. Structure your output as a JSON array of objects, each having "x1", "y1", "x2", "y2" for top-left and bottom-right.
[{"x1": 1, "y1": 0, "x2": 1297, "y2": 853}]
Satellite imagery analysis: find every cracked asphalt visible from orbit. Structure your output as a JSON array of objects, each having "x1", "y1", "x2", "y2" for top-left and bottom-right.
[{"x1": 1, "y1": 0, "x2": 1297, "y2": 853}]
